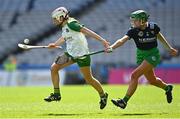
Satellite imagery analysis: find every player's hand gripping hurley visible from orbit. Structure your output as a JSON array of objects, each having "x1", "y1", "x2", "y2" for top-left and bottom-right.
[{"x1": 74, "y1": 47, "x2": 113, "y2": 59}]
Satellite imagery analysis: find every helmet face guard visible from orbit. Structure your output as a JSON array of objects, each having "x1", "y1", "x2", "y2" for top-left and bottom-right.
[{"x1": 52, "y1": 7, "x2": 69, "y2": 26}]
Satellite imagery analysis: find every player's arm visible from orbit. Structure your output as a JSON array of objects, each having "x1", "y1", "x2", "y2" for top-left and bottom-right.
[
  {"x1": 80, "y1": 27, "x2": 110, "y2": 49},
  {"x1": 48, "y1": 36, "x2": 65, "y2": 48},
  {"x1": 110, "y1": 35, "x2": 129, "y2": 49},
  {"x1": 157, "y1": 32, "x2": 178, "y2": 56}
]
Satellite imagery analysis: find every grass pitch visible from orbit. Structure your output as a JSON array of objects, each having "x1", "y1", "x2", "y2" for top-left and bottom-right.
[{"x1": 0, "y1": 85, "x2": 180, "y2": 118}]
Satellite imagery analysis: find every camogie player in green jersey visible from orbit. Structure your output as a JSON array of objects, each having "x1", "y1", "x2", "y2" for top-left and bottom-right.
[
  {"x1": 109, "y1": 10, "x2": 178, "y2": 109},
  {"x1": 44, "y1": 7, "x2": 110, "y2": 109}
]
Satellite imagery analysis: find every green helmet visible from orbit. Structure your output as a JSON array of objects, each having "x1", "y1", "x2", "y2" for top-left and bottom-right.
[{"x1": 130, "y1": 10, "x2": 149, "y2": 22}]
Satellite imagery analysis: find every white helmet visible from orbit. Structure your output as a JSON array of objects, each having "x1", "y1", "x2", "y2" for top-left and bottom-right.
[{"x1": 52, "y1": 7, "x2": 69, "y2": 20}]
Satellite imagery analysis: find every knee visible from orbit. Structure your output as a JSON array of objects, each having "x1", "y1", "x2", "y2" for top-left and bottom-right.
[
  {"x1": 130, "y1": 72, "x2": 140, "y2": 82},
  {"x1": 51, "y1": 64, "x2": 61, "y2": 73}
]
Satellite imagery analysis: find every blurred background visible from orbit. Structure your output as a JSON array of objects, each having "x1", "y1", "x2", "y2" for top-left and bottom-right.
[{"x1": 0, "y1": 0, "x2": 180, "y2": 86}]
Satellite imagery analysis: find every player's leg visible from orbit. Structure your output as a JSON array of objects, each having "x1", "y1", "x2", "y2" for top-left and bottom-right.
[
  {"x1": 44, "y1": 53, "x2": 75, "y2": 102},
  {"x1": 111, "y1": 60, "x2": 152, "y2": 109},
  {"x1": 80, "y1": 66, "x2": 104, "y2": 96},
  {"x1": 124, "y1": 60, "x2": 153, "y2": 101},
  {"x1": 144, "y1": 69, "x2": 166, "y2": 89},
  {"x1": 51, "y1": 61, "x2": 74, "y2": 92},
  {"x1": 80, "y1": 66, "x2": 108, "y2": 109},
  {"x1": 144, "y1": 69, "x2": 173, "y2": 103}
]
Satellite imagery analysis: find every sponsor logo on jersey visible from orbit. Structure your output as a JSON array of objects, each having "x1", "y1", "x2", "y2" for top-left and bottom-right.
[
  {"x1": 139, "y1": 37, "x2": 156, "y2": 43},
  {"x1": 65, "y1": 36, "x2": 73, "y2": 41},
  {"x1": 138, "y1": 31, "x2": 144, "y2": 37}
]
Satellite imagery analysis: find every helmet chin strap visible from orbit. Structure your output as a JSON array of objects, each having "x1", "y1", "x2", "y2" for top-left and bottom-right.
[
  {"x1": 139, "y1": 20, "x2": 148, "y2": 30},
  {"x1": 64, "y1": 11, "x2": 70, "y2": 20},
  {"x1": 58, "y1": 11, "x2": 70, "y2": 27},
  {"x1": 140, "y1": 20, "x2": 148, "y2": 26}
]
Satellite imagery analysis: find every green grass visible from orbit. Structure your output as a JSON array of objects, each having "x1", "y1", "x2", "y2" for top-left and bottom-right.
[{"x1": 0, "y1": 85, "x2": 180, "y2": 118}]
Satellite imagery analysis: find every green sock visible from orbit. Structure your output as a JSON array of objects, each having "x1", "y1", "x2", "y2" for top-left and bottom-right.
[
  {"x1": 164, "y1": 85, "x2": 170, "y2": 92},
  {"x1": 123, "y1": 95, "x2": 131, "y2": 103},
  {"x1": 54, "y1": 88, "x2": 60, "y2": 95}
]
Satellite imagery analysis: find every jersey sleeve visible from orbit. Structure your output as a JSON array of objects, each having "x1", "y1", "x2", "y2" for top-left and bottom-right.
[
  {"x1": 154, "y1": 23, "x2": 160, "y2": 34},
  {"x1": 126, "y1": 28, "x2": 134, "y2": 39},
  {"x1": 67, "y1": 21, "x2": 84, "y2": 32}
]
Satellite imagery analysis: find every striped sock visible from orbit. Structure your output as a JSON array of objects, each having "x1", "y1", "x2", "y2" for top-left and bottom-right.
[
  {"x1": 54, "y1": 88, "x2": 60, "y2": 95},
  {"x1": 123, "y1": 95, "x2": 131, "y2": 103}
]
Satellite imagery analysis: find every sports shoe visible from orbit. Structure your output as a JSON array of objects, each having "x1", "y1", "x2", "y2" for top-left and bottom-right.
[
  {"x1": 111, "y1": 98, "x2": 127, "y2": 109},
  {"x1": 99, "y1": 92, "x2": 108, "y2": 109},
  {"x1": 44, "y1": 93, "x2": 61, "y2": 102},
  {"x1": 165, "y1": 85, "x2": 173, "y2": 103}
]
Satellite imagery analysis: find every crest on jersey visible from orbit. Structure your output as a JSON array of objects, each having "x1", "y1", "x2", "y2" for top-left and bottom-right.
[
  {"x1": 66, "y1": 28, "x2": 69, "y2": 32},
  {"x1": 151, "y1": 31, "x2": 154, "y2": 35},
  {"x1": 152, "y1": 56, "x2": 156, "y2": 61},
  {"x1": 138, "y1": 31, "x2": 144, "y2": 37}
]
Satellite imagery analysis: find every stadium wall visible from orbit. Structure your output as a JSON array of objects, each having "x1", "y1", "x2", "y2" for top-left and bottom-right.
[{"x1": 0, "y1": 64, "x2": 180, "y2": 86}]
